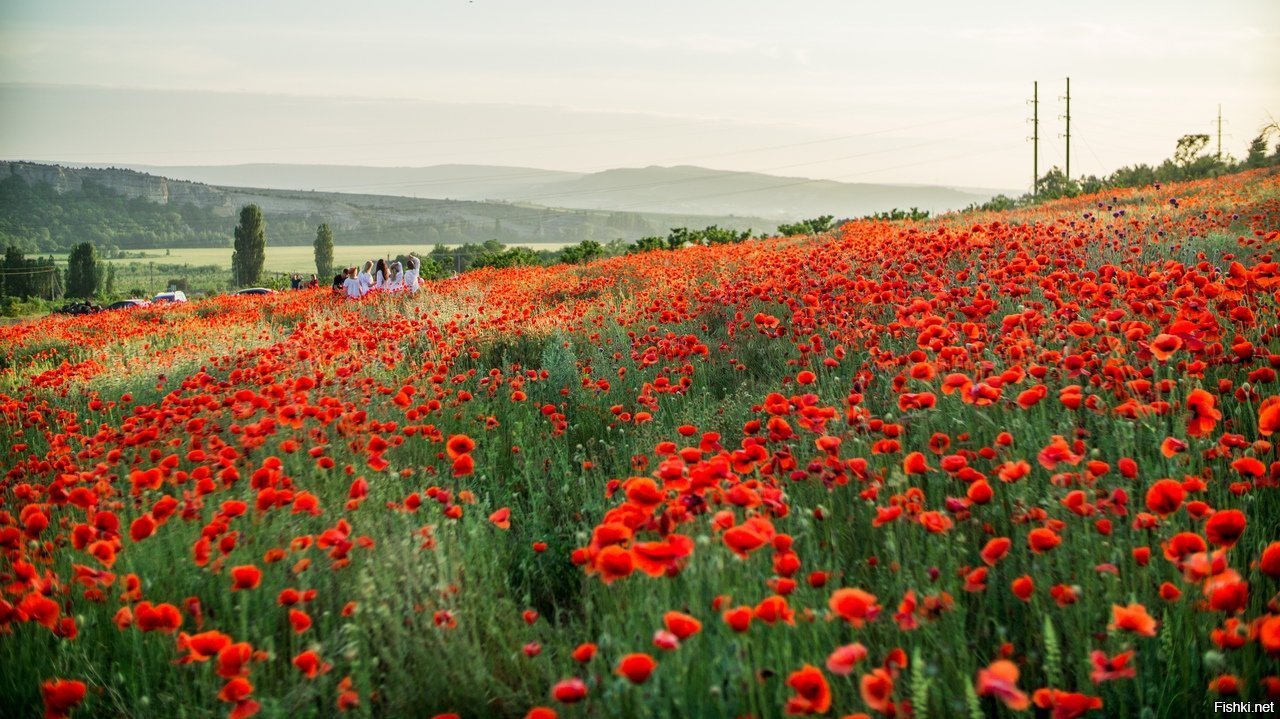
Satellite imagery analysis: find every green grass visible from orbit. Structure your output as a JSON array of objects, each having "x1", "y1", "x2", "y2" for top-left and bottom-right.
[{"x1": 56, "y1": 242, "x2": 575, "y2": 276}]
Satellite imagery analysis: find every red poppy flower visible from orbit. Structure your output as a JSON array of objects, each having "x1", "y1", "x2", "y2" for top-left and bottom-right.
[
  {"x1": 976, "y1": 660, "x2": 1029, "y2": 710},
  {"x1": 828, "y1": 588, "x2": 880, "y2": 627},
  {"x1": 825, "y1": 643, "x2": 868, "y2": 675},
  {"x1": 663, "y1": 611, "x2": 702, "y2": 640},
  {"x1": 550, "y1": 678, "x2": 587, "y2": 703},
  {"x1": 1109, "y1": 603, "x2": 1157, "y2": 637},
  {"x1": 784, "y1": 664, "x2": 831, "y2": 715},
  {"x1": 1204, "y1": 509, "x2": 1246, "y2": 548},
  {"x1": 230, "y1": 565, "x2": 262, "y2": 591},
  {"x1": 41, "y1": 679, "x2": 87, "y2": 719},
  {"x1": 293, "y1": 650, "x2": 332, "y2": 678},
  {"x1": 616, "y1": 653, "x2": 657, "y2": 684}
]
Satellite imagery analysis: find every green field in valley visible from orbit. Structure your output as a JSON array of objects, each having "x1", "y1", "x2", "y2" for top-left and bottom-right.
[{"x1": 57, "y1": 242, "x2": 574, "y2": 275}]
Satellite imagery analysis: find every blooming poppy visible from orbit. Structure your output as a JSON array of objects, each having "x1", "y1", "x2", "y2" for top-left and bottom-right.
[
  {"x1": 1031, "y1": 688, "x2": 1103, "y2": 718},
  {"x1": 826, "y1": 643, "x2": 868, "y2": 675},
  {"x1": 293, "y1": 650, "x2": 332, "y2": 678},
  {"x1": 41, "y1": 679, "x2": 87, "y2": 719},
  {"x1": 663, "y1": 611, "x2": 702, "y2": 640},
  {"x1": 1109, "y1": 603, "x2": 1157, "y2": 637},
  {"x1": 616, "y1": 653, "x2": 657, "y2": 684},
  {"x1": 1204, "y1": 509, "x2": 1246, "y2": 548},
  {"x1": 859, "y1": 668, "x2": 895, "y2": 715},
  {"x1": 1089, "y1": 650, "x2": 1136, "y2": 683},
  {"x1": 784, "y1": 665, "x2": 831, "y2": 715},
  {"x1": 828, "y1": 588, "x2": 880, "y2": 627},
  {"x1": 230, "y1": 565, "x2": 262, "y2": 591},
  {"x1": 976, "y1": 660, "x2": 1029, "y2": 710},
  {"x1": 550, "y1": 678, "x2": 587, "y2": 703}
]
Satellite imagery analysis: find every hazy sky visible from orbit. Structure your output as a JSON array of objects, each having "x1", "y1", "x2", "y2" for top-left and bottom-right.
[{"x1": 1, "y1": 0, "x2": 1277, "y2": 191}]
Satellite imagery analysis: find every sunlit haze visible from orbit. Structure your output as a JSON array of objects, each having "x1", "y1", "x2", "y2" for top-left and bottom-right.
[{"x1": 2, "y1": 0, "x2": 1277, "y2": 191}]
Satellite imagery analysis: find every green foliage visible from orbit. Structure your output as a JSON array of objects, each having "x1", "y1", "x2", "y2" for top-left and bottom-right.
[
  {"x1": 65, "y1": 242, "x2": 100, "y2": 298},
  {"x1": 965, "y1": 128, "x2": 1280, "y2": 213},
  {"x1": 102, "y1": 263, "x2": 116, "y2": 297},
  {"x1": 0, "y1": 176, "x2": 229, "y2": 253},
  {"x1": 628, "y1": 235, "x2": 666, "y2": 254},
  {"x1": 469, "y1": 245, "x2": 540, "y2": 270},
  {"x1": 418, "y1": 256, "x2": 449, "y2": 280},
  {"x1": 1245, "y1": 124, "x2": 1279, "y2": 169},
  {"x1": 861, "y1": 207, "x2": 930, "y2": 222},
  {"x1": 1174, "y1": 134, "x2": 1212, "y2": 167},
  {"x1": 560, "y1": 239, "x2": 604, "y2": 265},
  {"x1": 231, "y1": 205, "x2": 266, "y2": 287},
  {"x1": 776, "y1": 215, "x2": 834, "y2": 236},
  {"x1": 700, "y1": 225, "x2": 753, "y2": 245},
  {"x1": 626, "y1": 225, "x2": 754, "y2": 253},
  {"x1": 313, "y1": 223, "x2": 334, "y2": 279},
  {"x1": 0, "y1": 245, "x2": 61, "y2": 300}
]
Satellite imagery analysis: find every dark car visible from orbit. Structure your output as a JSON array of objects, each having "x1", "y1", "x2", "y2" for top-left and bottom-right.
[
  {"x1": 54, "y1": 301, "x2": 102, "y2": 316},
  {"x1": 106, "y1": 299, "x2": 151, "y2": 311},
  {"x1": 234, "y1": 288, "x2": 276, "y2": 296}
]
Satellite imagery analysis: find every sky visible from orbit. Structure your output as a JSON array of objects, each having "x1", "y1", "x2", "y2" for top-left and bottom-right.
[{"x1": 1, "y1": 0, "x2": 1278, "y2": 192}]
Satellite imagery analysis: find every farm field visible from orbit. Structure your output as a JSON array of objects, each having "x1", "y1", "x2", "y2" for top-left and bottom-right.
[
  {"x1": 2, "y1": 169, "x2": 1279, "y2": 718},
  {"x1": 58, "y1": 243, "x2": 576, "y2": 276}
]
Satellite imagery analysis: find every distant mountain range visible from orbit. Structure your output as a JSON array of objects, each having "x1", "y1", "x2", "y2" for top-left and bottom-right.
[
  {"x1": 1, "y1": 162, "x2": 769, "y2": 250},
  {"x1": 116, "y1": 163, "x2": 1008, "y2": 220}
]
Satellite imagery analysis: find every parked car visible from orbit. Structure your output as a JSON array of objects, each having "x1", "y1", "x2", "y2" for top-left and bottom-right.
[
  {"x1": 152, "y1": 291, "x2": 188, "y2": 303},
  {"x1": 106, "y1": 299, "x2": 151, "y2": 311},
  {"x1": 234, "y1": 288, "x2": 275, "y2": 295},
  {"x1": 53, "y1": 301, "x2": 102, "y2": 316}
]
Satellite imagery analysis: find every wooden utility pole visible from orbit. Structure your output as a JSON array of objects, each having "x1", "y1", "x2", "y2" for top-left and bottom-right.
[
  {"x1": 1217, "y1": 104, "x2": 1223, "y2": 159},
  {"x1": 1060, "y1": 77, "x2": 1071, "y2": 181},
  {"x1": 1031, "y1": 81, "x2": 1039, "y2": 196}
]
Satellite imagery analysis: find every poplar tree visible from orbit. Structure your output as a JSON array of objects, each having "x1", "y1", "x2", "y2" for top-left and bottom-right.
[{"x1": 231, "y1": 205, "x2": 266, "y2": 287}]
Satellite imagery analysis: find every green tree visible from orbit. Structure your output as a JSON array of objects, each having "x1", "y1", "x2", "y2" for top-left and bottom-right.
[
  {"x1": 2, "y1": 246, "x2": 28, "y2": 298},
  {"x1": 1245, "y1": 125, "x2": 1278, "y2": 169},
  {"x1": 1173, "y1": 134, "x2": 1211, "y2": 169},
  {"x1": 314, "y1": 223, "x2": 334, "y2": 279},
  {"x1": 103, "y1": 263, "x2": 117, "y2": 297},
  {"x1": 628, "y1": 236, "x2": 666, "y2": 254},
  {"x1": 777, "y1": 215, "x2": 834, "y2": 236},
  {"x1": 561, "y1": 240, "x2": 603, "y2": 265},
  {"x1": 470, "y1": 246, "x2": 539, "y2": 270},
  {"x1": 231, "y1": 205, "x2": 266, "y2": 287},
  {"x1": 1036, "y1": 167, "x2": 1080, "y2": 199},
  {"x1": 666, "y1": 227, "x2": 693, "y2": 250},
  {"x1": 65, "y1": 242, "x2": 101, "y2": 298}
]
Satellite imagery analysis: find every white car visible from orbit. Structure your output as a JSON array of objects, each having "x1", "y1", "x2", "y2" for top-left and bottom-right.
[{"x1": 152, "y1": 291, "x2": 188, "y2": 303}]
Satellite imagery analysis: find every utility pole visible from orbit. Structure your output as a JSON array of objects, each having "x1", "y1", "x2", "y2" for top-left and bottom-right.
[
  {"x1": 1059, "y1": 77, "x2": 1071, "y2": 181},
  {"x1": 1030, "y1": 81, "x2": 1039, "y2": 196},
  {"x1": 1217, "y1": 104, "x2": 1223, "y2": 159}
]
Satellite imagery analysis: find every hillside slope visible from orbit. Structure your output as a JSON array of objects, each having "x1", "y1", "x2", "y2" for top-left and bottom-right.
[{"x1": 0, "y1": 162, "x2": 769, "y2": 251}]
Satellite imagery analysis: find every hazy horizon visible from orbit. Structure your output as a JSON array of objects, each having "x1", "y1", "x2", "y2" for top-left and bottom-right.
[{"x1": 2, "y1": 0, "x2": 1277, "y2": 192}]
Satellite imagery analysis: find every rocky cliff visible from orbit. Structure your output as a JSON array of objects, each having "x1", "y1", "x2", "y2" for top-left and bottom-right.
[{"x1": 4, "y1": 162, "x2": 234, "y2": 215}]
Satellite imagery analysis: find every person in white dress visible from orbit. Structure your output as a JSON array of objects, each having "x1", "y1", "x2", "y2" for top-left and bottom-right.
[
  {"x1": 388, "y1": 261, "x2": 403, "y2": 291},
  {"x1": 357, "y1": 261, "x2": 374, "y2": 296},
  {"x1": 402, "y1": 255, "x2": 421, "y2": 293},
  {"x1": 342, "y1": 267, "x2": 363, "y2": 299}
]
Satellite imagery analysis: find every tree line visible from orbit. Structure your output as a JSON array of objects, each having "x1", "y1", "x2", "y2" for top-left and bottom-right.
[{"x1": 972, "y1": 125, "x2": 1280, "y2": 211}]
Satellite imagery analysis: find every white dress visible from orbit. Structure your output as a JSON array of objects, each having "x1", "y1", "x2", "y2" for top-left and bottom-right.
[
  {"x1": 343, "y1": 276, "x2": 363, "y2": 299},
  {"x1": 357, "y1": 271, "x2": 373, "y2": 296},
  {"x1": 403, "y1": 257, "x2": 421, "y2": 293}
]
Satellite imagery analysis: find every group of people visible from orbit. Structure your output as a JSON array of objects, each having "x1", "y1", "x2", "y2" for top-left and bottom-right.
[
  {"x1": 333, "y1": 256, "x2": 422, "y2": 298},
  {"x1": 290, "y1": 274, "x2": 321, "y2": 290}
]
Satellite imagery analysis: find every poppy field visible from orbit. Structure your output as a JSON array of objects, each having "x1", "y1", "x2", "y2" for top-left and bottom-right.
[{"x1": 2, "y1": 168, "x2": 1280, "y2": 718}]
